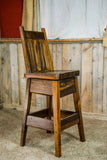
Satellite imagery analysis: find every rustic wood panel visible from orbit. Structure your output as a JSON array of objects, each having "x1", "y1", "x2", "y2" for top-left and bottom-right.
[
  {"x1": 103, "y1": 47, "x2": 107, "y2": 114},
  {"x1": 30, "y1": 79, "x2": 52, "y2": 95},
  {"x1": 81, "y1": 43, "x2": 93, "y2": 113},
  {"x1": 62, "y1": 44, "x2": 73, "y2": 110},
  {"x1": 62, "y1": 44, "x2": 81, "y2": 110},
  {"x1": 60, "y1": 78, "x2": 75, "y2": 97},
  {"x1": 52, "y1": 43, "x2": 63, "y2": 108},
  {"x1": 93, "y1": 43, "x2": 104, "y2": 113},
  {"x1": 0, "y1": 40, "x2": 107, "y2": 115},
  {"x1": 10, "y1": 44, "x2": 19, "y2": 104},
  {"x1": 0, "y1": 44, "x2": 3, "y2": 105},
  {"x1": 0, "y1": 44, "x2": 11, "y2": 104},
  {"x1": 18, "y1": 44, "x2": 26, "y2": 105}
]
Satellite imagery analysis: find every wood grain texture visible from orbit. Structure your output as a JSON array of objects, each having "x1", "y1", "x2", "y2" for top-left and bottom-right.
[
  {"x1": 24, "y1": 70, "x2": 79, "y2": 80},
  {"x1": 81, "y1": 43, "x2": 93, "y2": 113},
  {"x1": 0, "y1": 37, "x2": 103, "y2": 43},
  {"x1": 61, "y1": 113, "x2": 79, "y2": 130},
  {"x1": 93, "y1": 43, "x2": 104, "y2": 113},
  {"x1": 52, "y1": 81, "x2": 61, "y2": 157},
  {"x1": 0, "y1": 44, "x2": 11, "y2": 104},
  {"x1": 18, "y1": 43, "x2": 26, "y2": 105},
  {"x1": 60, "y1": 78, "x2": 75, "y2": 97},
  {"x1": 27, "y1": 115, "x2": 54, "y2": 131},
  {"x1": 0, "y1": 44, "x2": 3, "y2": 106},
  {"x1": 30, "y1": 79, "x2": 52, "y2": 95},
  {"x1": 20, "y1": 27, "x2": 54, "y2": 73},
  {"x1": 62, "y1": 44, "x2": 75, "y2": 110},
  {"x1": 10, "y1": 44, "x2": 19, "y2": 105},
  {"x1": 41, "y1": 28, "x2": 54, "y2": 70},
  {"x1": 103, "y1": 47, "x2": 107, "y2": 114}
]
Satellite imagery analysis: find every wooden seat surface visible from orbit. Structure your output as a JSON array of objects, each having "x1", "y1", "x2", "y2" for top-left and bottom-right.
[{"x1": 24, "y1": 70, "x2": 79, "y2": 80}]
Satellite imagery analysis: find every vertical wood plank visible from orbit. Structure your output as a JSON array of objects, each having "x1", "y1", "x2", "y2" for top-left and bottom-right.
[
  {"x1": 53, "y1": 44, "x2": 57, "y2": 70},
  {"x1": 103, "y1": 47, "x2": 107, "y2": 114},
  {"x1": 62, "y1": 43, "x2": 81, "y2": 110},
  {"x1": 10, "y1": 44, "x2": 19, "y2": 104},
  {"x1": 0, "y1": 44, "x2": 11, "y2": 104},
  {"x1": 0, "y1": 44, "x2": 3, "y2": 106},
  {"x1": 18, "y1": 43, "x2": 26, "y2": 105},
  {"x1": 31, "y1": 94, "x2": 36, "y2": 107},
  {"x1": 70, "y1": 43, "x2": 81, "y2": 92},
  {"x1": 57, "y1": 44, "x2": 62, "y2": 70},
  {"x1": 35, "y1": 94, "x2": 46, "y2": 108},
  {"x1": 62, "y1": 44, "x2": 73, "y2": 110},
  {"x1": 57, "y1": 44, "x2": 63, "y2": 108},
  {"x1": 52, "y1": 43, "x2": 63, "y2": 70},
  {"x1": 49, "y1": 43, "x2": 53, "y2": 60},
  {"x1": 93, "y1": 43, "x2": 104, "y2": 113},
  {"x1": 81, "y1": 43, "x2": 93, "y2": 112}
]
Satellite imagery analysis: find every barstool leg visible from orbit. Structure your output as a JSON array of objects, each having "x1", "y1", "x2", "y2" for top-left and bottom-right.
[
  {"x1": 20, "y1": 79, "x2": 32, "y2": 146},
  {"x1": 73, "y1": 77, "x2": 85, "y2": 142},
  {"x1": 52, "y1": 81, "x2": 61, "y2": 157},
  {"x1": 47, "y1": 95, "x2": 52, "y2": 133}
]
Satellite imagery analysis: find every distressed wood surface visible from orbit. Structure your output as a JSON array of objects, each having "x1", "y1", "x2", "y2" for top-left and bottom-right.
[
  {"x1": 10, "y1": 44, "x2": 19, "y2": 104},
  {"x1": 103, "y1": 47, "x2": 107, "y2": 113},
  {"x1": 81, "y1": 43, "x2": 93, "y2": 113},
  {"x1": 18, "y1": 44, "x2": 26, "y2": 105},
  {"x1": 0, "y1": 44, "x2": 3, "y2": 106},
  {"x1": 0, "y1": 41, "x2": 107, "y2": 115},
  {"x1": 92, "y1": 43, "x2": 104, "y2": 113}
]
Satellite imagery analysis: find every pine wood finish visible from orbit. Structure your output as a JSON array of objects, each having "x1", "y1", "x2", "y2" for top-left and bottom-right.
[{"x1": 20, "y1": 26, "x2": 85, "y2": 157}]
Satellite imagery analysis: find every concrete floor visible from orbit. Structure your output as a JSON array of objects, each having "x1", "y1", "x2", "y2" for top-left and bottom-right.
[{"x1": 0, "y1": 107, "x2": 107, "y2": 160}]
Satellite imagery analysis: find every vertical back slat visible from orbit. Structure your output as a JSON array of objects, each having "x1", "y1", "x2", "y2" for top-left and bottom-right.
[
  {"x1": 34, "y1": 40, "x2": 41, "y2": 71},
  {"x1": 40, "y1": 40, "x2": 47, "y2": 70},
  {"x1": 27, "y1": 40, "x2": 35, "y2": 72},
  {"x1": 31, "y1": 40, "x2": 37, "y2": 71},
  {"x1": 37, "y1": 40, "x2": 44, "y2": 71},
  {"x1": 19, "y1": 27, "x2": 31, "y2": 73},
  {"x1": 41, "y1": 28, "x2": 54, "y2": 71},
  {"x1": 36, "y1": 40, "x2": 42, "y2": 71}
]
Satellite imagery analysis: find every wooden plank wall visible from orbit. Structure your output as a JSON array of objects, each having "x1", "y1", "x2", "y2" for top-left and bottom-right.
[{"x1": 0, "y1": 40, "x2": 107, "y2": 115}]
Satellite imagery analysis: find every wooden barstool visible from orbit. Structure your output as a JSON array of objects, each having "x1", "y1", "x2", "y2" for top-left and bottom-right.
[{"x1": 20, "y1": 26, "x2": 85, "y2": 157}]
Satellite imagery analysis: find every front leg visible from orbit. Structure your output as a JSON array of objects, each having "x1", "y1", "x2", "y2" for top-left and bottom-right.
[{"x1": 52, "y1": 81, "x2": 61, "y2": 157}]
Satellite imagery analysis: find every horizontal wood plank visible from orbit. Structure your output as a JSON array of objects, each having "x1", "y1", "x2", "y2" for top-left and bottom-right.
[
  {"x1": 30, "y1": 79, "x2": 52, "y2": 95},
  {"x1": 24, "y1": 31, "x2": 45, "y2": 40},
  {"x1": 25, "y1": 70, "x2": 79, "y2": 80},
  {"x1": 61, "y1": 113, "x2": 79, "y2": 130},
  {"x1": 60, "y1": 78, "x2": 76, "y2": 97},
  {"x1": 0, "y1": 38, "x2": 103, "y2": 43},
  {"x1": 27, "y1": 115, "x2": 54, "y2": 131}
]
